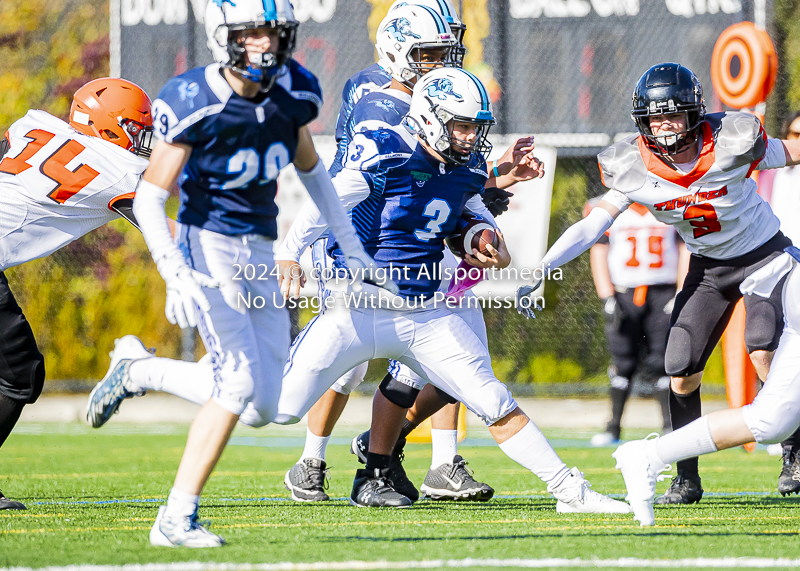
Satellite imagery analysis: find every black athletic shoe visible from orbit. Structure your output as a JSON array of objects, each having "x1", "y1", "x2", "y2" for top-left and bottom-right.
[
  {"x1": 420, "y1": 455, "x2": 494, "y2": 501},
  {"x1": 654, "y1": 473, "x2": 703, "y2": 505},
  {"x1": 284, "y1": 458, "x2": 330, "y2": 502},
  {"x1": 778, "y1": 448, "x2": 800, "y2": 496},
  {"x1": 351, "y1": 431, "x2": 418, "y2": 501},
  {"x1": 350, "y1": 468, "x2": 413, "y2": 507},
  {"x1": 0, "y1": 491, "x2": 26, "y2": 510}
]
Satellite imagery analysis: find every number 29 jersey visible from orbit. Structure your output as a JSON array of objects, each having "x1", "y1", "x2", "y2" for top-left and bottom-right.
[
  {"x1": 153, "y1": 61, "x2": 322, "y2": 239},
  {"x1": 598, "y1": 112, "x2": 787, "y2": 260},
  {"x1": 0, "y1": 110, "x2": 147, "y2": 271}
]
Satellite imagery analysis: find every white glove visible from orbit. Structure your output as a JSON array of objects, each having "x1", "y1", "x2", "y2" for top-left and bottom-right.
[
  {"x1": 663, "y1": 295, "x2": 676, "y2": 315},
  {"x1": 163, "y1": 264, "x2": 220, "y2": 329},
  {"x1": 516, "y1": 278, "x2": 543, "y2": 319},
  {"x1": 344, "y1": 247, "x2": 399, "y2": 295}
]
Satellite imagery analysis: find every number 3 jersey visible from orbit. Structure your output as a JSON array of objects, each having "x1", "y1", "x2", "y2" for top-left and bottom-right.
[
  {"x1": 152, "y1": 61, "x2": 322, "y2": 239},
  {"x1": 328, "y1": 126, "x2": 488, "y2": 299},
  {"x1": 598, "y1": 111, "x2": 787, "y2": 260},
  {"x1": 0, "y1": 110, "x2": 147, "y2": 271}
]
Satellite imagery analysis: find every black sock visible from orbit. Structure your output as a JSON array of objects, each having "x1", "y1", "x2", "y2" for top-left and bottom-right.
[
  {"x1": 398, "y1": 418, "x2": 416, "y2": 442},
  {"x1": 0, "y1": 394, "x2": 25, "y2": 448},
  {"x1": 781, "y1": 425, "x2": 800, "y2": 452},
  {"x1": 607, "y1": 383, "x2": 631, "y2": 439},
  {"x1": 655, "y1": 387, "x2": 671, "y2": 433},
  {"x1": 365, "y1": 452, "x2": 391, "y2": 471},
  {"x1": 670, "y1": 387, "x2": 702, "y2": 477}
]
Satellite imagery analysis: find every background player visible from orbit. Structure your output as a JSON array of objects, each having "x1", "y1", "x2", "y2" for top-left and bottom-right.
[
  {"x1": 0, "y1": 77, "x2": 153, "y2": 510},
  {"x1": 585, "y1": 197, "x2": 689, "y2": 447},
  {"x1": 614, "y1": 247, "x2": 800, "y2": 525},
  {"x1": 129, "y1": 0, "x2": 380, "y2": 548},
  {"x1": 517, "y1": 62, "x2": 800, "y2": 503},
  {"x1": 271, "y1": 68, "x2": 630, "y2": 514}
]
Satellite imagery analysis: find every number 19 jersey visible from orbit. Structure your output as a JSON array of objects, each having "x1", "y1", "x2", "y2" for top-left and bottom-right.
[
  {"x1": 0, "y1": 110, "x2": 148, "y2": 271},
  {"x1": 598, "y1": 112, "x2": 787, "y2": 260}
]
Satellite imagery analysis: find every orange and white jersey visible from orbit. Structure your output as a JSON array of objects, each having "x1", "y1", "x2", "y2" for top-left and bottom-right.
[
  {"x1": 0, "y1": 110, "x2": 147, "y2": 271},
  {"x1": 598, "y1": 112, "x2": 787, "y2": 260}
]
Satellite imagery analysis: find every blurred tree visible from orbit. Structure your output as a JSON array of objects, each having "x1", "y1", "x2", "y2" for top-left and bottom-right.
[{"x1": 0, "y1": 0, "x2": 109, "y2": 129}]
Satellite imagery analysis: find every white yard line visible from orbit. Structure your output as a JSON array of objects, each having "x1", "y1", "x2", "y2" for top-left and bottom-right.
[{"x1": 6, "y1": 559, "x2": 800, "y2": 571}]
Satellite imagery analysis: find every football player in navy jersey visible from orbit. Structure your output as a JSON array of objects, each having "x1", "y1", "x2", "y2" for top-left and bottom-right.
[
  {"x1": 123, "y1": 0, "x2": 383, "y2": 548},
  {"x1": 271, "y1": 68, "x2": 630, "y2": 513}
]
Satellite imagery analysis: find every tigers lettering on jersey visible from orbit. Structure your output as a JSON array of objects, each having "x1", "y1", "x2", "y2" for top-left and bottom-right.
[
  {"x1": 0, "y1": 110, "x2": 147, "y2": 271},
  {"x1": 153, "y1": 61, "x2": 322, "y2": 239},
  {"x1": 328, "y1": 126, "x2": 488, "y2": 299},
  {"x1": 598, "y1": 112, "x2": 785, "y2": 260}
]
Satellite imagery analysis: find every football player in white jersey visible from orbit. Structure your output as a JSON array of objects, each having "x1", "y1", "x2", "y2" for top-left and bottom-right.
[
  {"x1": 613, "y1": 247, "x2": 800, "y2": 525},
  {"x1": 0, "y1": 77, "x2": 154, "y2": 510},
  {"x1": 585, "y1": 198, "x2": 689, "y2": 447},
  {"x1": 517, "y1": 63, "x2": 800, "y2": 505}
]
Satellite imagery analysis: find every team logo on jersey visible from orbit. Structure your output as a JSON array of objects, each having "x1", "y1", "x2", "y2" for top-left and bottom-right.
[
  {"x1": 373, "y1": 99, "x2": 397, "y2": 113},
  {"x1": 178, "y1": 81, "x2": 200, "y2": 108},
  {"x1": 425, "y1": 78, "x2": 462, "y2": 101},
  {"x1": 653, "y1": 187, "x2": 728, "y2": 212},
  {"x1": 411, "y1": 171, "x2": 431, "y2": 187},
  {"x1": 385, "y1": 18, "x2": 420, "y2": 42},
  {"x1": 371, "y1": 131, "x2": 391, "y2": 143}
]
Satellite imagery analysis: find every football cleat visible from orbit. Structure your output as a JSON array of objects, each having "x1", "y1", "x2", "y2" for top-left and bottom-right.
[
  {"x1": 350, "y1": 468, "x2": 413, "y2": 508},
  {"x1": 420, "y1": 455, "x2": 494, "y2": 501},
  {"x1": 149, "y1": 506, "x2": 225, "y2": 548},
  {"x1": 549, "y1": 467, "x2": 632, "y2": 515},
  {"x1": 654, "y1": 473, "x2": 703, "y2": 505},
  {"x1": 284, "y1": 458, "x2": 330, "y2": 502},
  {"x1": 590, "y1": 431, "x2": 621, "y2": 448},
  {"x1": 778, "y1": 447, "x2": 800, "y2": 496},
  {"x1": 351, "y1": 431, "x2": 418, "y2": 501},
  {"x1": 612, "y1": 436, "x2": 671, "y2": 526},
  {"x1": 0, "y1": 490, "x2": 26, "y2": 510},
  {"x1": 86, "y1": 335, "x2": 153, "y2": 428}
]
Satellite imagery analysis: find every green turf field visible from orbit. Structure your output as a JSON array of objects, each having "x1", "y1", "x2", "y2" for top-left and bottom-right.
[{"x1": 2, "y1": 423, "x2": 799, "y2": 570}]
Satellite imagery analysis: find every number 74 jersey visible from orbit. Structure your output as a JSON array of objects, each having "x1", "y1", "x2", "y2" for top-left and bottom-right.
[
  {"x1": 598, "y1": 111, "x2": 786, "y2": 260},
  {"x1": 0, "y1": 110, "x2": 147, "y2": 271}
]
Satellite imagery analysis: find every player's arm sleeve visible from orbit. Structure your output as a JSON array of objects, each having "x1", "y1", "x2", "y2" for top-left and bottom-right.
[
  {"x1": 277, "y1": 167, "x2": 370, "y2": 262},
  {"x1": 756, "y1": 138, "x2": 788, "y2": 170},
  {"x1": 464, "y1": 193, "x2": 498, "y2": 227},
  {"x1": 539, "y1": 205, "x2": 616, "y2": 270}
]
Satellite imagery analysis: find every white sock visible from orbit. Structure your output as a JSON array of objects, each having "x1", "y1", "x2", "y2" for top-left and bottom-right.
[
  {"x1": 430, "y1": 429, "x2": 458, "y2": 469},
  {"x1": 497, "y1": 420, "x2": 570, "y2": 487},
  {"x1": 300, "y1": 427, "x2": 330, "y2": 462},
  {"x1": 653, "y1": 416, "x2": 718, "y2": 465},
  {"x1": 165, "y1": 487, "x2": 200, "y2": 519},
  {"x1": 129, "y1": 358, "x2": 214, "y2": 406}
]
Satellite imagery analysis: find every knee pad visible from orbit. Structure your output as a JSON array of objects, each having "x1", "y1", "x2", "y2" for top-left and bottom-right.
[
  {"x1": 434, "y1": 386, "x2": 457, "y2": 405},
  {"x1": 665, "y1": 326, "x2": 694, "y2": 377},
  {"x1": 379, "y1": 374, "x2": 420, "y2": 409},
  {"x1": 745, "y1": 304, "x2": 782, "y2": 353}
]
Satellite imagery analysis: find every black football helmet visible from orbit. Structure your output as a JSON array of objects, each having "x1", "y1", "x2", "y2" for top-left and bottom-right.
[{"x1": 631, "y1": 63, "x2": 705, "y2": 157}]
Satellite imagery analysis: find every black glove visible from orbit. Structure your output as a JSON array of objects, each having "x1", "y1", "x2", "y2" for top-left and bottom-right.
[{"x1": 481, "y1": 187, "x2": 514, "y2": 217}]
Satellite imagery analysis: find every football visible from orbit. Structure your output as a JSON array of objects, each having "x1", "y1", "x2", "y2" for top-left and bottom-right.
[{"x1": 446, "y1": 211, "x2": 499, "y2": 258}]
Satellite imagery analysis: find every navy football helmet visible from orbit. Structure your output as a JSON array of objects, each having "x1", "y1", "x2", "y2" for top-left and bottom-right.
[{"x1": 631, "y1": 63, "x2": 705, "y2": 157}]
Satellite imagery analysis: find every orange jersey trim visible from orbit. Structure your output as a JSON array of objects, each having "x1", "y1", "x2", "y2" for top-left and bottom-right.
[{"x1": 636, "y1": 122, "x2": 716, "y2": 189}]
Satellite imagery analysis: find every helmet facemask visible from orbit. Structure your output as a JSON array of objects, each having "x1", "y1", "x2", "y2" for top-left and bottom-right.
[
  {"x1": 119, "y1": 118, "x2": 155, "y2": 158},
  {"x1": 410, "y1": 96, "x2": 494, "y2": 165},
  {"x1": 392, "y1": 43, "x2": 453, "y2": 89},
  {"x1": 215, "y1": 21, "x2": 298, "y2": 92},
  {"x1": 447, "y1": 24, "x2": 466, "y2": 67},
  {"x1": 633, "y1": 108, "x2": 703, "y2": 157}
]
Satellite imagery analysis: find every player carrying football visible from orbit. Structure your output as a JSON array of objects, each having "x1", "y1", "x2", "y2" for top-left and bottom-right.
[
  {"x1": 0, "y1": 77, "x2": 154, "y2": 510},
  {"x1": 517, "y1": 63, "x2": 800, "y2": 510}
]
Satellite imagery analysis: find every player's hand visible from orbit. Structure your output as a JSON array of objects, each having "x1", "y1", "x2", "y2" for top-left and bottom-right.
[
  {"x1": 516, "y1": 278, "x2": 544, "y2": 319},
  {"x1": 509, "y1": 153, "x2": 545, "y2": 183},
  {"x1": 481, "y1": 187, "x2": 514, "y2": 217},
  {"x1": 344, "y1": 247, "x2": 399, "y2": 295},
  {"x1": 277, "y1": 260, "x2": 306, "y2": 300},
  {"x1": 602, "y1": 296, "x2": 617, "y2": 315},
  {"x1": 465, "y1": 229, "x2": 511, "y2": 269},
  {"x1": 164, "y1": 266, "x2": 220, "y2": 329},
  {"x1": 663, "y1": 295, "x2": 676, "y2": 315},
  {"x1": 493, "y1": 136, "x2": 545, "y2": 187}
]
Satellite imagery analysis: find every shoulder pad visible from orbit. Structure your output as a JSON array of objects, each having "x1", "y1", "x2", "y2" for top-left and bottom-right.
[
  {"x1": 597, "y1": 135, "x2": 648, "y2": 193},
  {"x1": 342, "y1": 127, "x2": 414, "y2": 172},
  {"x1": 706, "y1": 112, "x2": 767, "y2": 171},
  {"x1": 277, "y1": 60, "x2": 323, "y2": 111},
  {"x1": 153, "y1": 66, "x2": 227, "y2": 144}
]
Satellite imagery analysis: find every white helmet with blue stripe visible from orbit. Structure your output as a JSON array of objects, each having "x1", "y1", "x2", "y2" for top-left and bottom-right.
[
  {"x1": 376, "y1": 4, "x2": 457, "y2": 89},
  {"x1": 388, "y1": 0, "x2": 466, "y2": 66},
  {"x1": 205, "y1": 0, "x2": 298, "y2": 91},
  {"x1": 405, "y1": 67, "x2": 495, "y2": 165}
]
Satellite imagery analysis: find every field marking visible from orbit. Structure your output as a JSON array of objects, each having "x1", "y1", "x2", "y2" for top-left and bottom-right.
[{"x1": 6, "y1": 558, "x2": 800, "y2": 570}]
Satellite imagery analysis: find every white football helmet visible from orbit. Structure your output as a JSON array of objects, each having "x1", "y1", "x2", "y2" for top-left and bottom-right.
[
  {"x1": 205, "y1": 0, "x2": 298, "y2": 91},
  {"x1": 388, "y1": 0, "x2": 466, "y2": 66},
  {"x1": 405, "y1": 67, "x2": 495, "y2": 165},
  {"x1": 376, "y1": 4, "x2": 457, "y2": 89}
]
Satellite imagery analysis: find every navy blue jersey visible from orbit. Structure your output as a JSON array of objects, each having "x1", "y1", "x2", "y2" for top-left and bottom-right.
[
  {"x1": 152, "y1": 61, "x2": 322, "y2": 238},
  {"x1": 330, "y1": 63, "x2": 391, "y2": 176},
  {"x1": 330, "y1": 127, "x2": 488, "y2": 299}
]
